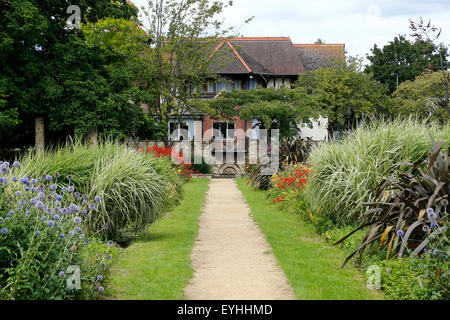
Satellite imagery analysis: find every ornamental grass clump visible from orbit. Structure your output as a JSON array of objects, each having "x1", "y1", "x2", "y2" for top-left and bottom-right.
[
  {"x1": 334, "y1": 137, "x2": 449, "y2": 299},
  {"x1": 335, "y1": 135, "x2": 449, "y2": 268},
  {"x1": 7, "y1": 140, "x2": 99, "y2": 195},
  {"x1": 306, "y1": 117, "x2": 450, "y2": 225},
  {"x1": 2, "y1": 140, "x2": 183, "y2": 241},
  {"x1": 87, "y1": 145, "x2": 181, "y2": 240},
  {"x1": 0, "y1": 162, "x2": 115, "y2": 300}
]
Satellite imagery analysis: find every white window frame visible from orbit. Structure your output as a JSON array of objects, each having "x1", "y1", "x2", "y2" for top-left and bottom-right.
[{"x1": 168, "y1": 121, "x2": 192, "y2": 141}]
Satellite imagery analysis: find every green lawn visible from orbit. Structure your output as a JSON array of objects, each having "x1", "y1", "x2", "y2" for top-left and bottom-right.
[
  {"x1": 106, "y1": 179, "x2": 210, "y2": 300},
  {"x1": 236, "y1": 178, "x2": 382, "y2": 300}
]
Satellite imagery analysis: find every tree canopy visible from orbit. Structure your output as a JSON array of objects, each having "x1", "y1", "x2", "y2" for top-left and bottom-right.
[
  {"x1": 204, "y1": 86, "x2": 317, "y2": 139},
  {"x1": 0, "y1": 0, "x2": 144, "y2": 148},
  {"x1": 296, "y1": 58, "x2": 392, "y2": 138},
  {"x1": 365, "y1": 35, "x2": 449, "y2": 93},
  {"x1": 137, "y1": 0, "x2": 242, "y2": 129},
  {"x1": 392, "y1": 70, "x2": 450, "y2": 122},
  {"x1": 0, "y1": 0, "x2": 249, "y2": 148}
]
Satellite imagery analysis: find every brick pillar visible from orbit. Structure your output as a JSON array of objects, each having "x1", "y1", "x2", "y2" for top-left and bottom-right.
[
  {"x1": 88, "y1": 131, "x2": 98, "y2": 148},
  {"x1": 35, "y1": 117, "x2": 45, "y2": 152}
]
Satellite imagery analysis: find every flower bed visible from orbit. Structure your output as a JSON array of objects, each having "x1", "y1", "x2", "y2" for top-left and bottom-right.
[
  {"x1": 306, "y1": 118, "x2": 450, "y2": 226},
  {"x1": 256, "y1": 118, "x2": 450, "y2": 300},
  {"x1": 267, "y1": 163, "x2": 311, "y2": 204},
  {"x1": 0, "y1": 162, "x2": 115, "y2": 299},
  {"x1": 4, "y1": 141, "x2": 183, "y2": 241},
  {"x1": 0, "y1": 141, "x2": 186, "y2": 299},
  {"x1": 139, "y1": 145, "x2": 197, "y2": 182}
]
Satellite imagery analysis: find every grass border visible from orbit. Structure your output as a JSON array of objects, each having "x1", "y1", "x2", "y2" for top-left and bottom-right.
[
  {"x1": 236, "y1": 178, "x2": 382, "y2": 300},
  {"x1": 106, "y1": 179, "x2": 210, "y2": 300}
]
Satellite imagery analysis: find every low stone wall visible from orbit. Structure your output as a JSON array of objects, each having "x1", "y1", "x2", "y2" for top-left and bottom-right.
[{"x1": 136, "y1": 140, "x2": 250, "y2": 176}]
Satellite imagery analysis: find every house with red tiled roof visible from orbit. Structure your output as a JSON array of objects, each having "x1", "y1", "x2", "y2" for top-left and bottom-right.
[
  {"x1": 206, "y1": 37, "x2": 307, "y2": 93},
  {"x1": 160, "y1": 37, "x2": 345, "y2": 175}
]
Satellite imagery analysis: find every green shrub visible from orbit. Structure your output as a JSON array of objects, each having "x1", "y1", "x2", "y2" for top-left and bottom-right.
[
  {"x1": 377, "y1": 255, "x2": 449, "y2": 300},
  {"x1": 192, "y1": 159, "x2": 212, "y2": 174},
  {"x1": 306, "y1": 117, "x2": 450, "y2": 225}
]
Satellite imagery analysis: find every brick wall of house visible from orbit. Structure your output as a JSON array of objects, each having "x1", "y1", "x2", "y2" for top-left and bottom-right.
[
  {"x1": 202, "y1": 115, "x2": 251, "y2": 142},
  {"x1": 202, "y1": 115, "x2": 214, "y2": 141}
]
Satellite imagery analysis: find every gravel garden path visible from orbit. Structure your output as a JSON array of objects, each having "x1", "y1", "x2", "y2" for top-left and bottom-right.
[{"x1": 185, "y1": 178, "x2": 296, "y2": 300}]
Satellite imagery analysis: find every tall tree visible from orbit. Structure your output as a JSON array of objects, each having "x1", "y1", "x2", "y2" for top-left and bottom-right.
[
  {"x1": 0, "y1": 81, "x2": 19, "y2": 140},
  {"x1": 409, "y1": 18, "x2": 450, "y2": 116},
  {"x1": 0, "y1": 0, "x2": 141, "y2": 148},
  {"x1": 365, "y1": 35, "x2": 448, "y2": 93},
  {"x1": 138, "y1": 0, "x2": 246, "y2": 137},
  {"x1": 392, "y1": 71, "x2": 449, "y2": 122},
  {"x1": 297, "y1": 58, "x2": 392, "y2": 139}
]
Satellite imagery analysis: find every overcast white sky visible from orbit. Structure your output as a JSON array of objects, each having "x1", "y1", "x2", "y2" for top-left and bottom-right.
[{"x1": 132, "y1": 0, "x2": 450, "y2": 64}]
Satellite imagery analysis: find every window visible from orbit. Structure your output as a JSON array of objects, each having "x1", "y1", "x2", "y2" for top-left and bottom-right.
[
  {"x1": 216, "y1": 77, "x2": 232, "y2": 93},
  {"x1": 233, "y1": 79, "x2": 241, "y2": 90},
  {"x1": 227, "y1": 122, "x2": 235, "y2": 139},
  {"x1": 180, "y1": 122, "x2": 189, "y2": 141},
  {"x1": 168, "y1": 121, "x2": 192, "y2": 141},
  {"x1": 212, "y1": 122, "x2": 235, "y2": 140},
  {"x1": 242, "y1": 80, "x2": 249, "y2": 91},
  {"x1": 207, "y1": 81, "x2": 215, "y2": 93},
  {"x1": 169, "y1": 122, "x2": 176, "y2": 139}
]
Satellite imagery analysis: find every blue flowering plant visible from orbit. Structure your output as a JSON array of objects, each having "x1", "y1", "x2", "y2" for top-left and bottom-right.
[{"x1": 0, "y1": 161, "x2": 115, "y2": 299}]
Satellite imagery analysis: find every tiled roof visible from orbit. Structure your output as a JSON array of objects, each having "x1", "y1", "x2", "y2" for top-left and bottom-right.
[
  {"x1": 210, "y1": 37, "x2": 307, "y2": 76},
  {"x1": 293, "y1": 44, "x2": 345, "y2": 71}
]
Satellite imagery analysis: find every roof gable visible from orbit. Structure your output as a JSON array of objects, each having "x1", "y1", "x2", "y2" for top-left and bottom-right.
[
  {"x1": 209, "y1": 37, "x2": 306, "y2": 76},
  {"x1": 208, "y1": 40, "x2": 250, "y2": 74},
  {"x1": 231, "y1": 38, "x2": 306, "y2": 75}
]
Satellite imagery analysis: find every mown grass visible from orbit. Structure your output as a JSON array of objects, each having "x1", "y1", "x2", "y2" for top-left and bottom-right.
[
  {"x1": 236, "y1": 178, "x2": 382, "y2": 300},
  {"x1": 106, "y1": 179, "x2": 210, "y2": 300}
]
